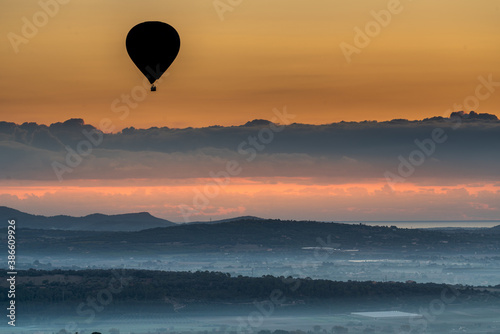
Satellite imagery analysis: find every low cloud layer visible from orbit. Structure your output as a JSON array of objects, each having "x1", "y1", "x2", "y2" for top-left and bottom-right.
[{"x1": 0, "y1": 112, "x2": 499, "y2": 184}]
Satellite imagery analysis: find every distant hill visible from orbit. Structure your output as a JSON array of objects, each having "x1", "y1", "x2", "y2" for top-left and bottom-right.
[
  {"x1": 16, "y1": 218, "x2": 500, "y2": 255},
  {"x1": 0, "y1": 206, "x2": 175, "y2": 231},
  {"x1": 188, "y1": 215, "x2": 262, "y2": 225},
  {"x1": 3, "y1": 207, "x2": 500, "y2": 252}
]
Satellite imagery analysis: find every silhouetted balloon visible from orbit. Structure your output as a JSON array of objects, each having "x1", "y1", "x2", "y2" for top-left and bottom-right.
[{"x1": 126, "y1": 21, "x2": 180, "y2": 91}]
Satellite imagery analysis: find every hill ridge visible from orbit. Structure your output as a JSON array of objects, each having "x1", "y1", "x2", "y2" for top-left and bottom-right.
[{"x1": 0, "y1": 206, "x2": 175, "y2": 231}]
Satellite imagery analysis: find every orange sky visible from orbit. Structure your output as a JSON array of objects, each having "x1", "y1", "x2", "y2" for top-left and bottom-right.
[
  {"x1": 1, "y1": 179, "x2": 499, "y2": 222},
  {"x1": 1, "y1": 1, "x2": 499, "y2": 222},
  {"x1": 1, "y1": 0, "x2": 499, "y2": 129}
]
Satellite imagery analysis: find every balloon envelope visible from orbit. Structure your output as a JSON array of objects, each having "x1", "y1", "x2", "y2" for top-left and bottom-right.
[{"x1": 126, "y1": 21, "x2": 180, "y2": 85}]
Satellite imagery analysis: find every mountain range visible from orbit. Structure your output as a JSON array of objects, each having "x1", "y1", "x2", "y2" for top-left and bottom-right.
[
  {"x1": 2, "y1": 206, "x2": 500, "y2": 233},
  {"x1": 0, "y1": 206, "x2": 266, "y2": 231},
  {"x1": 0, "y1": 206, "x2": 175, "y2": 231}
]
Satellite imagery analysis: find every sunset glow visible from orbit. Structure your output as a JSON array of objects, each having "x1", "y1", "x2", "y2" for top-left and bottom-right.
[
  {"x1": 1, "y1": 0, "x2": 499, "y2": 222},
  {"x1": 1, "y1": 179, "x2": 499, "y2": 222}
]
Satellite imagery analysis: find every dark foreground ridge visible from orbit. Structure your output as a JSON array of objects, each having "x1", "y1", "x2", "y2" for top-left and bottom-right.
[{"x1": 1, "y1": 269, "x2": 497, "y2": 307}]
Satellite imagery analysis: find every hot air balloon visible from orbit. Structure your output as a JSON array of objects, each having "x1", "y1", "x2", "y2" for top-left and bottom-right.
[{"x1": 126, "y1": 21, "x2": 180, "y2": 91}]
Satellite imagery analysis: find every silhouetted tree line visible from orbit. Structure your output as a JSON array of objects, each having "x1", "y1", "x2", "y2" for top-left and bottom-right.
[{"x1": 0, "y1": 269, "x2": 488, "y2": 304}]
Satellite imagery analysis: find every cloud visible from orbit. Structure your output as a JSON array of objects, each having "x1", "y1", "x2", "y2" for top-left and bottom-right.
[{"x1": 0, "y1": 112, "x2": 498, "y2": 183}]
